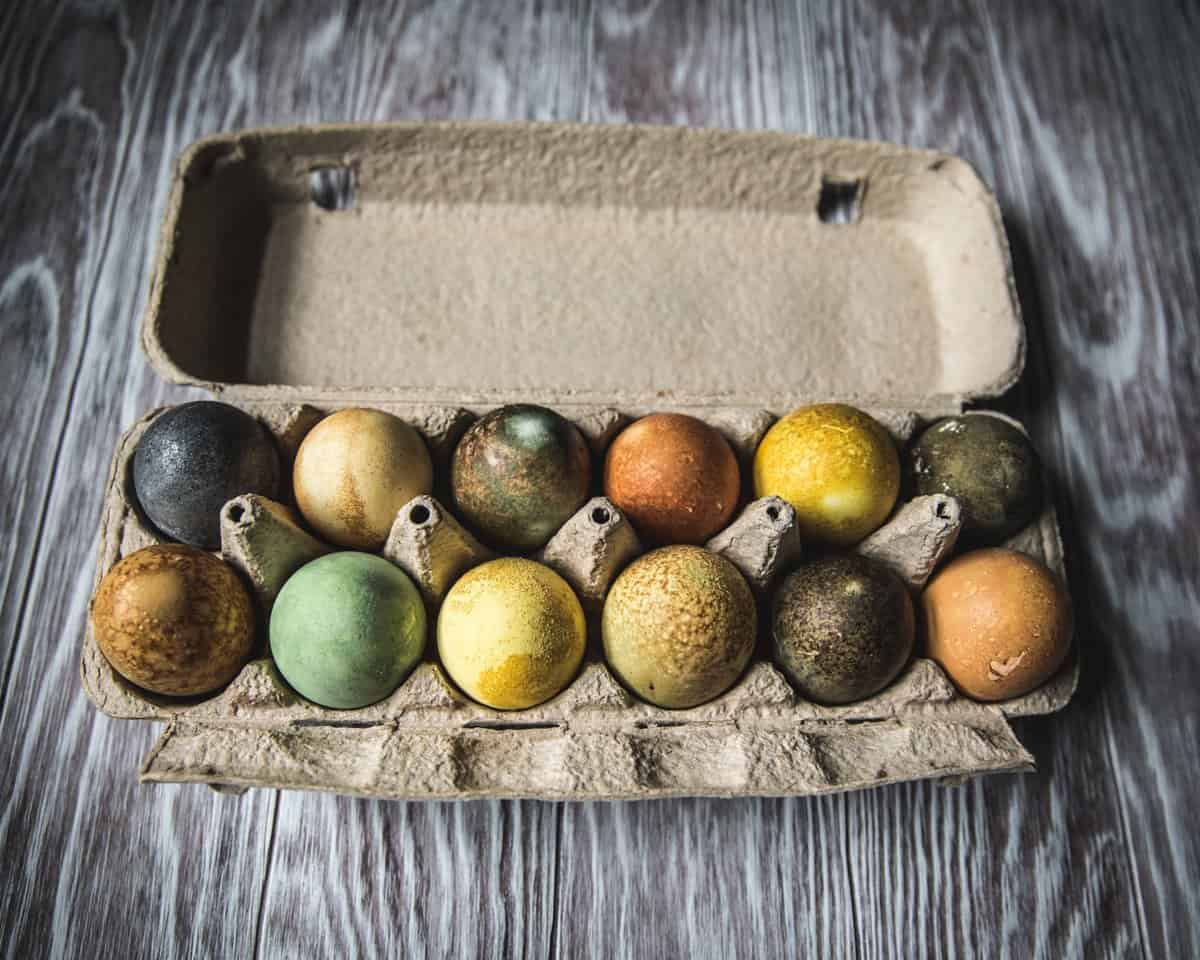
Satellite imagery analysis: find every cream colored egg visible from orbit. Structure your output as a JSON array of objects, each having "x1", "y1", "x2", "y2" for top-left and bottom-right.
[{"x1": 293, "y1": 408, "x2": 433, "y2": 550}]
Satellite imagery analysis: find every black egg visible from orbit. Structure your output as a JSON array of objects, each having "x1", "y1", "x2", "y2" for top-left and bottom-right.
[
  {"x1": 771, "y1": 554, "x2": 914, "y2": 705},
  {"x1": 906, "y1": 414, "x2": 1042, "y2": 546},
  {"x1": 132, "y1": 401, "x2": 280, "y2": 548}
]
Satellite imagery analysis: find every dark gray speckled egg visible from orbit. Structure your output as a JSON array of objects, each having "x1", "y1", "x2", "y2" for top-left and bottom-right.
[
  {"x1": 771, "y1": 554, "x2": 914, "y2": 705},
  {"x1": 133, "y1": 401, "x2": 281, "y2": 549}
]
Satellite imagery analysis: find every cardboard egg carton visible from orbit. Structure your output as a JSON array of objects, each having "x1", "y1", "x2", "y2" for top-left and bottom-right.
[{"x1": 83, "y1": 122, "x2": 1077, "y2": 799}]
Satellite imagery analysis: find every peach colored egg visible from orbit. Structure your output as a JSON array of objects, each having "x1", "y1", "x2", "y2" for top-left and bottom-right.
[{"x1": 922, "y1": 548, "x2": 1071, "y2": 701}]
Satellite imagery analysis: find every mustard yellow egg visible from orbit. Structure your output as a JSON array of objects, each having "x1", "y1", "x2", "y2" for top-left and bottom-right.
[
  {"x1": 437, "y1": 558, "x2": 586, "y2": 710},
  {"x1": 753, "y1": 403, "x2": 899, "y2": 547}
]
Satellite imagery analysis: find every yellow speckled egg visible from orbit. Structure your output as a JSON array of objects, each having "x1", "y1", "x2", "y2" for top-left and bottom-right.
[
  {"x1": 602, "y1": 546, "x2": 756, "y2": 709},
  {"x1": 90, "y1": 544, "x2": 254, "y2": 696},
  {"x1": 437, "y1": 558, "x2": 586, "y2": 710},
  {"x1": 293, "y1": 408, "x2": 433, "y2": 550},
  {"x1": 753, "y1": 403, "x2": 899, "y2": 546}
]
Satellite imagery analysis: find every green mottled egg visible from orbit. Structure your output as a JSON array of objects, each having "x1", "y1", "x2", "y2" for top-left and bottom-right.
[
  {"x1": 771, "y1": 554, "x2": 914, "y2": 705},
  {"x1": 270, "y1": 552, "x2": 426, "y2": 709},
  {"x1": 451, "y1": 404, "x2": 591, "y2": 553},
  {"x1": 907, "y1": 413, "x2": 1042, "y2": 546}
]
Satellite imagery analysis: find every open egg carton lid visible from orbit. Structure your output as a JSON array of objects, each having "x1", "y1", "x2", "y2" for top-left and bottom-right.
[{"x1": 84, "y1": 122, "x2": 1077, "y2": 800}]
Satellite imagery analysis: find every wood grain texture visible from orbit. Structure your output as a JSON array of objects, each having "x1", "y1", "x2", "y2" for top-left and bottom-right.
[
  {"x1": 0, "y1": 0, "x2": 1197, "y2": 958},
  {"x1": 259, "y1": 796, "x2": 557, "y2": 958}
]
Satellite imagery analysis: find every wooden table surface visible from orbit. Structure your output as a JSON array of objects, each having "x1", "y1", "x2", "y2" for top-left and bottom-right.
[{"x1": 2, "y1": 1, "x2": 1197, "y2": 957}]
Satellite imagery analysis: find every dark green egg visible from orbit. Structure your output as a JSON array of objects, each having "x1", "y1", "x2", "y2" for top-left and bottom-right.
[
  {"x1": 771, "y1": 554, "x2": 914, "y2": 705},
  {"x1": 451, "y1": 404, "x2": 591, "y2": 552},
  {"x1": 906, "y1": 414, "x2": 1042, "y2": 545}
]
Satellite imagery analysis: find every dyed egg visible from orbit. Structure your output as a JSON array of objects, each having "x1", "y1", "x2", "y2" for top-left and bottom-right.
[
  {"x1": 770, "y1": 554, "x2": 914, "y2": 705},
  {"x1": 270, "y1": 552, "x2": 427, "y2": 709},
  {"x1": 922, "y1": 548, "x2": 1071, "y2": 701},
  {"x1": 133, "y1": 401, "x2": 280, "y2": 549},
  {"x1": 907, "y1": 414, "x2": 1042, "y2": 545},
  {"x1": 602, "y1": 546, "x2": 755, "y2": 708},
  {"x1": 90, "y1": 544, "x2": 254, "y2": 696},
  {"x1": 451, "y1": 405, "x2": 590, "y2": 552},
  {"x1": 603, "y1": 413, "x2": 740, "y2": 545},
  {"x1": 437, "y1": 558, "x2": 586, "y2": 710},
  {"x1": 753, "y1": 403, "x2": 899, "y2": 547},
  {"x1": 293, "y1": 408, "x2": 433, "y2": 550}
]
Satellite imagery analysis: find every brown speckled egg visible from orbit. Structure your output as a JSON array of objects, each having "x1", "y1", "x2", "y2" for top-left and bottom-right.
[
  {"x1": 771, "y1": 554, "x2": 915, "y2": 705},
  {"x1": 90, "y1": 544, "x2": 254, "y2": 696},
  {"x1": 293, "y1": 408, "x2": 433, "y2": 550},
  {"x1": 604, "y1": 413, "x2": 740, "y2": 545},
  {"x1": 922, "y1": 548, "x2": 1071, "y2": 701},
  {"x1": 601, "y1": 546, "x2": 755, "y2": 708}
]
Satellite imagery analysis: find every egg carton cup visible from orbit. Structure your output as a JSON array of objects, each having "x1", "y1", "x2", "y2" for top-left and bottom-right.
[{"x1": 84, "y1": 400, "x2": 1077, "y2": 800}]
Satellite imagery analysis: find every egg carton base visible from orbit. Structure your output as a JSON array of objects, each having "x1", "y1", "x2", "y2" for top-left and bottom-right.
[{"x1": 86, "y1": 400, "x2": 1077, "y2": 800}]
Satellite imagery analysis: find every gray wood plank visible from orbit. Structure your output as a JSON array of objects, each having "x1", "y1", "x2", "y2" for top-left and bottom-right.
[
  {"x1": 1, "y1": 0, "x2": 1198, "y2": 958},
  {"x1": 980, "y1": 3, "x2": 1200, "y2": 955},
  {"x1": 258, "y1": 796, "x2": 557, "y2": 959},
  {"x1": 0, "y1": 3, "x2": 269, "y2": 957},
  {"x1": 556, "y1": 796, "x2": 860, "y2": 958}
]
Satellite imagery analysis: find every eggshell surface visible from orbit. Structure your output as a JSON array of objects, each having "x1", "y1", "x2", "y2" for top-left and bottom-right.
[
  {"x1": 604, "y1": 413, "x2": 740, "y2": 545},
  {"x1": 293, "y1": 408, "x2": 433, "y2": 550},
  {"x1": 602, "y1": 546, "x2": 755, "y2": 708},
  {"x1": 270, "y1": 552, "x2": 427, "y2": 709},
  {"x1": 451, "y1": 404, "x2": 591, "y2": 553},
  {"x1": 90, "y1": 544, "x2": 255, "y2": 696},
  {"x1": 753, "y1": 403, "x2": 899, "y2": 547},
  {"x1": 922, "y1": 548, "x2": 1071, "y2": 701},
  {"x1": 907, "y1": 414, "x2": 1042, "y2": 546},
  {"x1": 770, "y1": 553, "x2": 914, "y2": 705},
  {"x1": 437, "y1": 558, "x2": 586, "y2": 710},
  {"x1": 133, "y1": 401, "x2": 280, "y2": 549}
]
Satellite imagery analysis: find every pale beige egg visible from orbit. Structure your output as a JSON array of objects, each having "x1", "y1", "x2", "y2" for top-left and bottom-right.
[{"x1": 293, "y1": 408, "x2": 433, "y2": 550}]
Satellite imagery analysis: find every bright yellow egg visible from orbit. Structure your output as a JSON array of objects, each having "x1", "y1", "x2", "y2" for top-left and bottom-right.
[
  {"x1": 437, "y1": 558, "x2": 586, "y2": 710},
  {"x1": 753, "y1": 403, "x2": 899, "y2": 547}
]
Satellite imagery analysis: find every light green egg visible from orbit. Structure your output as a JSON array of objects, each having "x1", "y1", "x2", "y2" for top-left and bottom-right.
[{"x1": 270, "y1": 552, "x2": 427, "y2": 709}]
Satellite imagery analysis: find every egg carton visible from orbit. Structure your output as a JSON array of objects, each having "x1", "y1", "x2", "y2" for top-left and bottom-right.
[
  {"x1": 83, "y1": 400, "x2": 1076, "y2": 799},
  {"x1": 83, "y1": 122, "x2": 1077, "y2": 799}
]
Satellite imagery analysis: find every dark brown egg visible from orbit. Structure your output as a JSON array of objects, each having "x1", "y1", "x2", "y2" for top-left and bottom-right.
[
  {"x1": 603, "y1": 413, "x2": 740, "y2": 545},
  {"x1": 90, "y1": 544, "x2": 255, "y2": 696},
  {"x1": 771, "y1": 553, "x2": 915, "y2": 705}
]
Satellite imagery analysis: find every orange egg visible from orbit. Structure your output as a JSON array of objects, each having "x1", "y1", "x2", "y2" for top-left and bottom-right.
[
  {"x1": 922, "y1": 548, "x2": 1071, "y2": 701},
  {"x1": 603, "y1": 413, "x2": 740, "y2": 545}
]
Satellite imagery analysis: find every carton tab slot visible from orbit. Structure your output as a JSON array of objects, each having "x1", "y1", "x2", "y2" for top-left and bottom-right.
[{"x1": 818, "y1": 177, "x2": 864, "y2": 224}]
